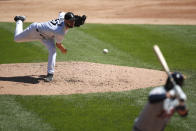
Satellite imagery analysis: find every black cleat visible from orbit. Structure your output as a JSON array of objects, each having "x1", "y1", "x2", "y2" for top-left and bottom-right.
[
  {"x1": 14, "y1": 16, "x2": 26, "y2": 22},
  {"x1": 44, "y1": 73, "x2": 54, "y2": 82}
]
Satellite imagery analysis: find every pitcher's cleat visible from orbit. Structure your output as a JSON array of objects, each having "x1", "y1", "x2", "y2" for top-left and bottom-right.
[
  {"x1": 14, "y1": 16, "x2": 26, "y2": 22},
  {"x1": 44, "y1": 73, "x2": 54, "y2": 82}
]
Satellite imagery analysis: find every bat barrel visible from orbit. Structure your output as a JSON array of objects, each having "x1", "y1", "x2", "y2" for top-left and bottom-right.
[{"x1": 153, "y1": 45, "x2": 187, "y2": 101}]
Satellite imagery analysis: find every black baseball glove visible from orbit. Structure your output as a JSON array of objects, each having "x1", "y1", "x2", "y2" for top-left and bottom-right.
[{"x1": 74, "y1": 15, "x2": 86, "y2": 27}]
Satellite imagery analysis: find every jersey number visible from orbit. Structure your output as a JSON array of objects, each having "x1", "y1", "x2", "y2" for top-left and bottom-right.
[{"x1": 50, "y1": 19, "x2": 61, "y2": 26}]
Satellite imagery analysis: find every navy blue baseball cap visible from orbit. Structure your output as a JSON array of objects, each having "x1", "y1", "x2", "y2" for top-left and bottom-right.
[{"x1": 64, "y1": 12, "x2": 75, "y2": 21}]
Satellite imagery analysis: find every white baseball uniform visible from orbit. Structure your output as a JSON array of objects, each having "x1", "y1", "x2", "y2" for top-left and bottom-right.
[{"x1": 14, "y1": 12, "x2": 67, "y2": 74}]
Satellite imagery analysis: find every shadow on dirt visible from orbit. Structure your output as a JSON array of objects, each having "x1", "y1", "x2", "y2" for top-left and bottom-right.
[{"x1": 0, "y1": 75, "x2": 45, "y2": 84}]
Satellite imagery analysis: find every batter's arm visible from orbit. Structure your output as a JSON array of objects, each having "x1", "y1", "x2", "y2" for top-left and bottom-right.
[
  {"x1": 149, "y1": 87, "x2": 177, "y2": 104},
  {"x1": 56, "y1": 43, "x2": 67, "y2": 54},
  {"x1": 149, "y1": 94, "x2": 167, "y2": 103},
  {"x1": 148, "y1": 87, "x2": 167, "y2": 103}
]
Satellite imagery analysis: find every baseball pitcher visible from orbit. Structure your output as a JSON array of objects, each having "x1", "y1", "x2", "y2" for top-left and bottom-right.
[
  {"x1": 14, "y1": 12, "x2": 86, "y2": 82},
  {"x1": 133, "y1": 72, "x2": 188, "y2": 131}
]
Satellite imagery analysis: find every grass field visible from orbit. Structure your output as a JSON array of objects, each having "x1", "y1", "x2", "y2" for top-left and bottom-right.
[{"x1": 0, "y1": 22, "x2": 196, "y2": 131}]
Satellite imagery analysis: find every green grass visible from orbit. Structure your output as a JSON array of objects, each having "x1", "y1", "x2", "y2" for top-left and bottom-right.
[
  {"x1": 0, "y1": 22, "x2": 196, "y2": 131},
  {"x1": 0, "y1": 95, "x2": 54, "y2": 131},
  {"x1": 14, "y1": 91, "x2": 144, "y2": 131},
  {"x1": 78, "y1": 24, "x2": 196, "y2": 70}
]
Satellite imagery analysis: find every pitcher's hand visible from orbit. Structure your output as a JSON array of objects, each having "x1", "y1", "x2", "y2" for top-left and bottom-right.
[{"x1": 56, "y1": 43, "x2": 67, "y2": 54}]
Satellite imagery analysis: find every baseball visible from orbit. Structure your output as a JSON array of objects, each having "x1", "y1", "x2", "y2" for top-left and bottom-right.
[{"x1": 103, "y1": 49, "x2": 109, "y2": 54}]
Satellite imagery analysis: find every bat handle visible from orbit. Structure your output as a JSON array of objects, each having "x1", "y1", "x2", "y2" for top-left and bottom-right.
[{"x1": 169, "y1": 74, "x2": 187, "y2": 101}]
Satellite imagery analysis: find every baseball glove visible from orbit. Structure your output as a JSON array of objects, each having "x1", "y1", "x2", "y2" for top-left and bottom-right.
[
  {"x1": 176, "y1": 105, "x2": 188, "y2": 117},
  {"x1": 74, "y1": 15, "x2": 86, "y2": 27}
]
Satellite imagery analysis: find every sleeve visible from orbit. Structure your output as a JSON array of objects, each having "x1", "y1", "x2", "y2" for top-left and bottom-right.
[
  {"x1": 148, "y1": 87, "x2": 167, "y2": 103},
  {"x1": 58, "y1": 12, "x2": 66, "y2": 23}
]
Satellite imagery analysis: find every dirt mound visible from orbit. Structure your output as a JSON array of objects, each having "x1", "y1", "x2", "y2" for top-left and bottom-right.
[{"x1": 0, "y1": 62, "x2": 167, "y2": 95}]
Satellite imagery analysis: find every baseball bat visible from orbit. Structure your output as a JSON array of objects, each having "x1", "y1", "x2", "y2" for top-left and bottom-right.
[{"x1": 153, "y1": 45, "x2": 187, "y2": 101}]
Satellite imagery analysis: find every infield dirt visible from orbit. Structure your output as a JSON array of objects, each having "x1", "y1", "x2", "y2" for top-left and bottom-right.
[
  {"x1": 0, "y1": 0, "x2": 195, "y2": 95},
  {"x1": 0, "y1": 62, "x2": 167, "y2": 95},
  {"x1": 0, "y1": 0, "x2": 196, "y2": 24}
]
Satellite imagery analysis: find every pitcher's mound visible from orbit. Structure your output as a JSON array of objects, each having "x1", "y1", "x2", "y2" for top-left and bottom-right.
[{"x1": 0, "y1": 62, "x2": 167, "y2": 95}]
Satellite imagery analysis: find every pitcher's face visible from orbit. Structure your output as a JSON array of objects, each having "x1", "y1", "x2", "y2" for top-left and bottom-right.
[{"x1": 65, "y1": 20, "x2": 75, "y2": 28}]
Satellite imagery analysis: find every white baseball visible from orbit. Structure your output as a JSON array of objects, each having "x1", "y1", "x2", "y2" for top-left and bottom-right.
[{"x1": 103, "y1": 49, "x2": 109, "y2": 54}]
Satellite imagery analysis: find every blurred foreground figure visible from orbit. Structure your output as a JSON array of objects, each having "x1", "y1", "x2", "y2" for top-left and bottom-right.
[{"x1": 133, "y1": 72, "x2": 188, "y2": 131}]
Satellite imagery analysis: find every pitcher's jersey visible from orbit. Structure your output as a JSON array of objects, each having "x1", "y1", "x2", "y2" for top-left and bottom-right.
[
  {"x1": 133, "y1": 86, "x2": 172, "y2": 131},
  {"x1": 36, "y1": 19, "x2": 68, "y2": 43},
  {"x1": 58, "y1": 12, "x2": 66, "y2": 23}
]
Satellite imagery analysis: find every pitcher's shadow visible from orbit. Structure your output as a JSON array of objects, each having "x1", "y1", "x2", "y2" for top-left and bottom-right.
[{"x1": 0, "y1": 75, "x2": 46, "y2": 84}]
